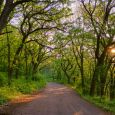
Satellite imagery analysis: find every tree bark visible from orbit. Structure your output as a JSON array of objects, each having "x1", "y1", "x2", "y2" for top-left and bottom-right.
[
  {"x1": 80, "y1": 49, "x2": 85, "y2": 94},
  {"x1": 10, "y1": 36, "x2": 27, "y2": 77},
  {"x1": 25, "y1": 44, "x2": 28, "y2": 79},
  {"x1": 110, "y1": 64, "x2": 115, "y2": 100},
  {"x1": 0, "y1": 0, "x2": 14, "y2": 33},
  {"x1": 65, "y1": 71, "x2": 70, "y2": 84},
  {"x1": 6, "y1": 27, "x2": 11, "y2": 85},
  {"x1": 0, "y1": 0, "x2": 4, "y2": 8},
  {"x1": 0, "y1": 0, "x2": 32, "y2": 33}
]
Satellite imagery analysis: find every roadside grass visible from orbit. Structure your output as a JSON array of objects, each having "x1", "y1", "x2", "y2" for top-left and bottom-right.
[
  {"x1": 0, "y1": 73, "x2": 46, "y2": 105},
  {"x1": 71, "y1": 85, "x2": 115, "y2": 113},
  {"x1": 82, "y1": 95, "x2": 115, "y2": 113}
]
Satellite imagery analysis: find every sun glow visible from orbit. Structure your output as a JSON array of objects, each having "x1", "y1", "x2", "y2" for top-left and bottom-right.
[{"x1": 111, "y1": 48, "x2": 115, "y2": 54}]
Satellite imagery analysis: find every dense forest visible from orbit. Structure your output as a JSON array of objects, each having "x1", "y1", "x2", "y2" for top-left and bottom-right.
[{"x1": 0, "y1": 0, "x2": 115, "y2": 113}]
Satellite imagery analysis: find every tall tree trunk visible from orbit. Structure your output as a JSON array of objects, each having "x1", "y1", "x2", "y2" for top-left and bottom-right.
[
  {"x1": 15, "y1": 66, "x2": 19, "y2": 79},
  {"x1": 0, "y1": 0, "x2": 4, "y2": 9},
  {"x1": 6, "y1": 27, "x2": 11, "y2": 85},
  {"x1": 100, "y1": 63, "x2": 111, "y2": 97},
  {"x1": 10, "y1": 36, "x2": 27, "y2": 77},
  {"x1": 110, "y1": 64, "x2": 115, "y2": 100},
  {"x1": 0, "y1": 0, "x2": 32, "y2": 33},
  {"x1": 0, "y1": 0, "x2": 14, "y2": 33},
  {"x1": 90, "y1": 65, "x2": 99, "y2": 96},
  {"x1": 80, "y1": 50, "x2": 85, "y2": 94},
  {"x1": 25, "y1": 44, "x2": 28, "y2": 79},
  {"x1": 64, "y1": 71, "x2": 70, "y2": 84},
  {"x1": 90, "y1": 49, "x2": 106, "y2": 96}
]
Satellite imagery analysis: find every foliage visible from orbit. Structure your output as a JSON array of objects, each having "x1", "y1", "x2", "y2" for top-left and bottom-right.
[
  {"x1": 83, "y1": 95, "x2": 115, "y2": 113},
  {"x1": 0, "y1": 0, "x2": 71, "y2": 106},
  {"x1": 0, "y1": 74, "x2": 46, "y2": 105},
  {"x1": 0, "y1": 0, "x2": 114, "y2": 113},
  {"x1": 0, "y1": 72, "x2": 8, "y2": 87}
]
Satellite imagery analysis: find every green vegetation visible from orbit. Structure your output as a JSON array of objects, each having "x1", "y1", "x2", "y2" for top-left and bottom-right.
[
  {"x1": 69, "y1": 85, "x2": 115, "y2": 113},
  {"x1": 83, "y1": 96, "x2": 115, "y2": 113},
  {"x1": 0, "y1": 0, "x2": 115, "y2": 113},
  {"x1": 0, "y1": 72, "x2": 46, "y2": 105},
  {"x1": 0, "y1": 0, "x2": 70, "y2": 106}
]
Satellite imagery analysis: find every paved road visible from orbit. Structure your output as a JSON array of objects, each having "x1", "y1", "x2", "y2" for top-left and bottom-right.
[{"x1": 0, "y1": 82, "x2": 112, "y2": 115}]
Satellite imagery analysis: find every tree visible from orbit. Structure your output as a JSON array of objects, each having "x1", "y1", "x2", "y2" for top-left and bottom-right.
[
  {"x1": 6, "y1": 0, "x2": 71, "y2": 83},
  {"x1": 80, "y1": 0, "x2": 115, "y2": 96},
  {"x1": 0, "y1": 0, "x2": 36, "y2": 33}
]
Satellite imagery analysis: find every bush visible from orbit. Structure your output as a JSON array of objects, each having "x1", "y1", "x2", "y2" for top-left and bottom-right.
[
  {"x1": 0, "y1": 96, "x2": 8, "y2": 105},
  {"x1": 0, "y1": 74, "x2": 46, "y2": 105},
  {"x1": 0, "y1": 72, "x2": 7, "y2": 87},
  {"x1": 11, "y1": 76, "x2": 46, "y2": 94},
  {"x1": 32, "y1": 72, "x2": 45, "y2": 81}
]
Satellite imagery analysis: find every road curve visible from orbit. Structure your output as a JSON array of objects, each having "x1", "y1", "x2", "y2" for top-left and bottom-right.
[{"x1": 1, "y1": 82, "x2": 112, "y2": 115}]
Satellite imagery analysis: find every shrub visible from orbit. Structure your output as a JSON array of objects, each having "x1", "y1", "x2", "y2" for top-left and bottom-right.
[
  {"x1": 0, "y1": 74, "x2": 46, "y2": 105},
  {"x1": 32, "y1": 72, "x2": 45, "y2": 81},
  {"x1": 0, "y1": 72, "x2": 7, "y2": 87}
]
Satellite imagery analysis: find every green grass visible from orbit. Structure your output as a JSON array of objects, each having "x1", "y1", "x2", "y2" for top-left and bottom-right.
[
  {"x1": 0, "y1": 73, "x2": 46, "y2": 105},
  {"x1": 73, "y1": 86, "x2": 115, "y2": 113},
  {"x1": 67, "y1": 84, "x2": 115, "y2": 113},
  {"x1": 82, "y1": 95, "x2": 115, "y2": 113}
]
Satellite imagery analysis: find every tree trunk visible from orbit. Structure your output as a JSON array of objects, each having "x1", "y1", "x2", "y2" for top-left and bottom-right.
[
  {"x1": 80, "y1": 50, "x2": 85, "y2": 94},
  {"x1": 15, "y1": 67, "x2": 19, "y2": 79},
  {"x1": 0, "y1": 0, "x2": 4, "y2": 9},
  {"x1": 100, "y1": 65, "x2": 110, "y2": 97},
  {"x1": 90, "y1": 66, "x2": 98, "y2": 96},
  {"x1": 65, "y1": 71, "x2": 70, "y2": 84},
  {"x1": 110, "y1": 64, "x2": 115, "y2": 100},
  {"x1": 110, "y1": 76, "x2": 115, "y2": 100},
  {"x1": 0, "y1": 0, "x2": 32, "y2": 33},
  {"x1": 0, "y1": 0, "x2": 14, "y2": 33},
  {"x1": 6, "y1": 27, "x2": 11, "y2": 85},
  {"x1": 90, "y1": 49, "x2": 106, "y2": 96},
  {"x1": 10, "y1": 36, "x2": 27, "y2": 77},
  {"x1": 25, "y1": 45, "x2": 28, "y2": 80},
  {"x1": 99, "y1": 57, "x2": 111, "y2": 96}
]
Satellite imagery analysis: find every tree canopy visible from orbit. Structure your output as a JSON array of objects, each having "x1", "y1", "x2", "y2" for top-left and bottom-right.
[{"x1": 0, "y1": 0, "x2": 115, "y2": 112}]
